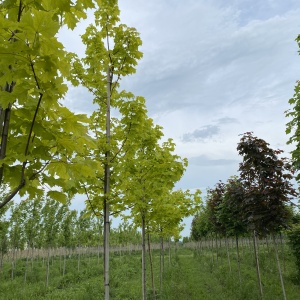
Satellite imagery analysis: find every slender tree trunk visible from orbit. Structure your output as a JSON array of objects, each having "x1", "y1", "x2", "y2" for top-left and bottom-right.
[
  {"x1": 0, "y1": 102, "x2": 12, "y2": 186},
  {"x1": 141, "y1": 214, "x2": 147, "y2": 300},
  {"x1": 168, "y1": 237, "x2": 171, "y2": 266},
  {"x1": 279, "y1": 233, "x2": 286, "y2": 272},
  {"x1": 78, "y1": 250, "x2": 81, "y2": 272},
  {"x1": 104, "y1": 66, "x2": 111, "y2": 300},
  {"x1": 11, "y1": 247, "x2": 16, "y2": 280},
  {"x1": 272, "y1": 234, "x2": 287, "y2": 300},
  {"x1": 63, "y1": 250, "x2": 66, "y2": 277},
  {"x1": 253, "y1": 231, "x2": 263, "y2": 299},
  {"x1": 210, "y1": 236, "x2": 214, "y2": 265},
  {"x1": 248, "y1": 237, "x2": 254, "y2": 260},
  {"x1": 241, "y1": 237, "x2": 245, "y2": 258},
  {"x1": 147, "y1": 233, "x2": 156, "y2": 300},
  {"x1": 59, "y1": 248, "x2": 62, "y2": 273},
  {"x1": 30, "y1": 246, "x2": 34, "y2": 271},
  {"x1": 225, "y1": 235, "x2": 232, "y2": 274},
  {"x1": 215, "y1": 234, "x2": 219, "y2": 262},
  {"x1": 24, "y1": 246, "x2": 30, "y2": 284},
  {"x1": 46, "y1": 246, "x2": 50, "y2": 288},
  {"x1": 159, "y1": 235, "x2": 164, "y2": 295},
  {"x1": 98, "y1": 240, "x2": 101, "y2": 264},
  {"x1": 265, "y1": 236, "x2": 270, "y2": 254},
  {"x1": 235, "y1": 235, "x2": 241, "y2": 284}
]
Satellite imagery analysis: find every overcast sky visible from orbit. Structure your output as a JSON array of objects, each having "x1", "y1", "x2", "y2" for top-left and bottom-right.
[{"x1": 59, "y1": 0, "x2": 300, "y2": 237}]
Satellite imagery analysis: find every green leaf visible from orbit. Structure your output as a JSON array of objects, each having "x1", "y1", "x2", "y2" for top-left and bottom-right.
[{"x1": 47, "y1": 190, "x2": 67, "y2": 204}]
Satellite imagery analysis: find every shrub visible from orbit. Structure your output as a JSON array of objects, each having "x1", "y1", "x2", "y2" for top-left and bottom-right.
[{"x1": 288, "y1": 224, "x2": 300, "y2": 276}]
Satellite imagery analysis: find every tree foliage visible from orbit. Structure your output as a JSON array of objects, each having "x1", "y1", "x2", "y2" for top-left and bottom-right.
[
  {"x1": 191, "y1": 133, "x2": 297, "y2": 239},
  {"x1": 0, "y1": 0, "x2": 97, "y2": 208},
  {"x1": 238, "y1": 132, "x2": 297, "y2": 236}
]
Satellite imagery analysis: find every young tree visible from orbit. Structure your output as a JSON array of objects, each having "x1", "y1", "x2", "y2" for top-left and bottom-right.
[
  {"x1": 21, "y1": 197, "x2": 44, "y2": 283},
  {"x1": 237, "y1": 132, "x2": 297, "y2": 299},
  {"x1": 121, "y1": 121, "x2": 187, "y2": 300},
  {"x1": 8, "y1": 201, "x2": 26, "y2": 279},
  {"x1": 150, "y1": 188, "x2": 201, "y2": 295},
  {"x1": 237, "y1": 132, "x2": 297, "y2": 236},
  {"x1": 190, "y1": 205, "x2": 211, "y2": 241},
  {"x1": 206, "y1": 182, "x2": 226, "y2": 237},
  {"x1": 69, "y1": 1, "x2": 142, "y2": 298},
  {"x1": 217, "y1": 177, "x2": 248, "y2": 281},
  {"x1": 41, "y1": 197, "x2": 65, "y2": 287}
]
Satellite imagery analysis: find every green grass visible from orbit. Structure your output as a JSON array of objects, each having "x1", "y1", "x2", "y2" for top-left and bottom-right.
[{"x1": 0, "y1": 243, "x2": 299, "y2": 299}]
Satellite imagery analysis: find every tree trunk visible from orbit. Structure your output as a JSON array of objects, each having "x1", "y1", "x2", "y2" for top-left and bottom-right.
[
  {"x1": 168, "y1": 237, "x2": 171, "y2": 266},
  {"x1": 104, "y1": 65, "x2": 111, "y2": 300},
  {"x1": 210, "y1": 236, "x2": 214, "y2": 265},
  {"x1": 215, "y1": 234, "x2": 219, "y2": 262},
  {"x1": 0, "y1": 101, "x2": 12, "y2": 186},
  {"x1": 78, "y1": 250, "x2": 81, "y2": 272},
  {"x1": 30, "y1": 246, "x2": 34, "y2": 271},
  {"x1": 253, "y1": 231, "x2": 263, "y2": 299},
  {"x1": 147, "y1": 233, "x2": 156, "y2": 300},
  {"x1": 63, "y1": 251, "x2": 66, "y2": 277},
  {"x1": 265, "y1": 236, "x2": 270, "y2": 254},
  {"x1": 235, "y1": 235, "x2": 241, "y2": 284},
  {"x1": 279, "y1": 233, "x2": 286, "y2": 272},
  {"x1": 159, "y1": 235, "x2": 164, "y2": 295},
  {"x1": 11, "y1": 247, "x2": 16, "y2": 280},
  {"x1": 141, "y1": 214, "x2": 147, "y2": 300},
  {"x1": 46, "y1": 246, "x2": 50, "y2": 288},
  {"x1": 272, "y1": 234, "x2": 287, "y2": 300},
  {"x1": 225, "y1": 235, "x2": 232, "y2": 274},
  {"x1": 24, "y1": 247, "x2": 30, "y2": 284}
]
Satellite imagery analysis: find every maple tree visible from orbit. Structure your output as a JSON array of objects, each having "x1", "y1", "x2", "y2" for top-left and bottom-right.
[
  {"x1": 237, "y1": 132, "x2": 296, "y2": 299},
  {"x1": 237, "y1": 132, "x2": 296, "y2": 236},
  {"x1": 118, "y1": 115, "x2": 189, "y2": 299},
  {"x1": 68, "y1": 1, "x2": 143, "y2": 298}
]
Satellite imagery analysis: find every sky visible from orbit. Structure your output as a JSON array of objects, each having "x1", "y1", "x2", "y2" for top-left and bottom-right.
[{"x1": 59, "y1": 0, "x2": 300, "y2": 237}]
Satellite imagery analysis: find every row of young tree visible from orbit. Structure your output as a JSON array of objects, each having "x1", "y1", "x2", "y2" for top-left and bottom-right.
[
  {"x1": 191, "y1": 132, "x2": 297, "y2": 240},
  {"x1": 0, "y1": 195, "x2": 197, "y2": 256},
  {"x1": 0, "y1": 1, "x2": 201, "y2": 299},
  {"x1": 190, "y1": 132, "x2": 299, "y2": 300},
  {"x1": 0, "y1": 197, "x2": 193, "y2": 294}
]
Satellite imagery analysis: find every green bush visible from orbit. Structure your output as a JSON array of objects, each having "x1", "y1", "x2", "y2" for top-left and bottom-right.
[{"x1": 288, "y1": 224, "x2": 300, "y2": 276}]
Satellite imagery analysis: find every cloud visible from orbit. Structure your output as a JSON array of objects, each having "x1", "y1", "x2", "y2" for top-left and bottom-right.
[
  {"x1": 188, "y1": 155, "x2": 238, "y2": 167},
  {"x1": 181, "y1": 125, "x2": 220, "y2": 142},
  {"x1": 119, "y1": 1, "x2": 300, "y2": 119},
  {"x1": 216, "y1": 117, "x2": 239, "y2": 125},
  {"x1": 180, "y1": 117, "x2": 238, "y2": 143}
]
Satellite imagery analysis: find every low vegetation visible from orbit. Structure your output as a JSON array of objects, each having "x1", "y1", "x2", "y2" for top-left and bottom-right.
[{"x1": 0, "y1": 238, "x2": 299, "y2": 299}]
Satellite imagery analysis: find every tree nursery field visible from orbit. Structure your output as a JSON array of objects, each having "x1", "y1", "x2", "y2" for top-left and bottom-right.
[{"x1": 0, "y1": 239, "x2": 299, "y2": 300}]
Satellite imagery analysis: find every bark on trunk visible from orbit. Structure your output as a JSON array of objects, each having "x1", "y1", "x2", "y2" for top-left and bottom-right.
[
  {"x1": 46, "y1": 246, "x2": 50, "y2": 287},
  {"x1": 147, "y1": 233, "x2": 156, "y2": 300},
  {"x1": 235, "y1": 235, "x2": 241, "y2": 284},
  {"x1": 159, "y1": 235, "x2": 164, "y2": 295},
  {"x1": 104, "y1": 66, "x2": 112, "y2": 300},
  {"x1": 253, "y1": 231, "x2": 263, "y2": 299},
  {"x1": 141, "y1": 214, "x2": 147, "y2": 300},
  {"x1": 225, "y1": 236, "x2": 232, "y2": 274}
]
